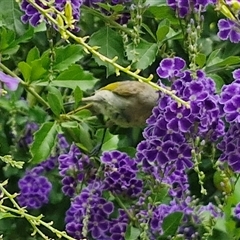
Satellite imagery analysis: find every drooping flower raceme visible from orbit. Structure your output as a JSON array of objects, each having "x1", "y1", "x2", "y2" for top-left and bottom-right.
[
  {"x1": 17, "y1": 166, "x2": 52, "y2": 209},
  {"x1": 134, "y1": 56, "x2": 225, "y2": 238},
  {"x1": 65, "y1": 181, "x2": 128, "y2": 240},
  {"x1": 100, "y1": 150, "x2": 143, "y2": 197},
  {"x1": 137, "y1": 57, "x2": 223, "y2": 181},
  {"x1": 17, "y1": 132, "x2": 70, "y2": 209},
  {"x1": 58, "y1": 143, "x2": 91, "y2": 197}
]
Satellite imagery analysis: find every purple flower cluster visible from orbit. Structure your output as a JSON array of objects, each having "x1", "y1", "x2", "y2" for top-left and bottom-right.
[
  {"x1": 17, "y1": 132, "x2": 70, "y2": 208},
  {"x1": 100, "y1": 150, "x2": 143, "y2": 197},
  {"x1": 166, "y1": 0, "x2": 216, "y2": 18},
  {"x1": 65, "y1": 182, "x2": 128, "y2": 239},
  {"x1": 134, "y1": 56, "x2": 228, "y2": 238},
  {"x1": 58, "y1": 144, "x2": 91, "y2": 197},
  {"x1": 20, "y1": 0, "x2": 83, "y2": 29},
  {"x1": 137, "y1": 57, "x2": 223, "y2": 186},
  {"x1": 17, "y1": 166, "x2": 52, "y2": 209}
]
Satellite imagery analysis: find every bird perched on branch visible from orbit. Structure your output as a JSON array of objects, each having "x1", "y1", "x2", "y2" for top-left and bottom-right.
[{"x1": 69, "y1": 80, "x2": 159, "y2": 128}]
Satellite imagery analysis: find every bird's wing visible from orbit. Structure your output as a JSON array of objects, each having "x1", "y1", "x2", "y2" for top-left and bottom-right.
[{"x1": 100, "y1": 81, "x2": 141, "y2": 97}]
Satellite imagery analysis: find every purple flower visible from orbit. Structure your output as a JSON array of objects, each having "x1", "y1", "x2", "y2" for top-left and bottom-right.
[
  {"x1": 40, "y1": 156, "x2": 58, "y2": 171},
  {"x1": 62, "y1": 176, "x2": 77, "y2": 197},
  {"x1": 157, "y1": 57, "x2": 186, "y2": 80},
  {"x1": 88, "y1": 214, "x2": 109, "y2": 239},
  {"x1": 217, "y1": 19, "x2": 240, "y2": 43},
  {"x1": 233, "y1": 69, "x2": 240, "y2": 81},
  {"x1": 0, "y1": 71, "x2": 20, "y2": 91},
  {"x1": 165, "y1": 102, "x2": 193, "y2": 133},
  {"x1": 234, "y1": 203, "x2": 240, "y2": 219},
  {"x1": 58, "y1": 134, "x2": 70, "y2": 150}
]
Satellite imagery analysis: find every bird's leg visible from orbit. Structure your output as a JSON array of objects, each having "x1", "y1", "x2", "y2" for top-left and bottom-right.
[{"x1": 89, "y1": 127, "x2": 107, "y2": 156}]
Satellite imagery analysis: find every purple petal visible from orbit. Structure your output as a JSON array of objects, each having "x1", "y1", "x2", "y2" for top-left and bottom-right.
[
  {"x1": 0, "y1": 71, "x2": 20, "y2": 91},
  {"x1": 233, "y1": 69, "x2": 240, "y2": 80}
]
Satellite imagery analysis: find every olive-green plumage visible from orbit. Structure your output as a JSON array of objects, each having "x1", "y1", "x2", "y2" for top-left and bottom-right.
[{"x1": 81, "y1": 81, "x2": 159, "y2": 128}]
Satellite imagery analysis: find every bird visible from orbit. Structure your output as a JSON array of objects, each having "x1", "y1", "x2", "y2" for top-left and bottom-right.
[{"x1": 69, "y1": 80, "x2": 159, "y2": 128}]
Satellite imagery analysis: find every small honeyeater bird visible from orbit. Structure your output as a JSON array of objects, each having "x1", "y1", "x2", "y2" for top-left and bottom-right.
[{"x1": 71, "y1": 81, "x2": 159, "y2": 128}]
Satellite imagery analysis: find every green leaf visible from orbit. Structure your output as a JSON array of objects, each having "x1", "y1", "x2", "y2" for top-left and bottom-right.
[
  {"x1": 142, "y1": 23, "x2": 157, "y2": 41},
  {"x1": 209, "y1": 74, "x2": 225, "y2": 93},
  {"x1": 110, "y1": 4, "x2": 125, "y2": 12},
  {"x1": 96, "y1": 129, "x2": 119, "y2": 151},
  {"x1": 30, "y1": 59, "x2": 47, "y2": 80},
  {"x1": 74, "y1": 86, "x2": 83, "y2": 107},
  {"x1": 213, "y1": 56, "x2": 240, "y2": 68},
  {"x1": 125, "y1": 226, "x2": 140, "y2": 240},
  {"x1": 206, "y1": 49, "x2": 221, "y2": 66},
  {"x1": 47, "y1": 87, "x2": 63, "y2": 116},
  {"x1": 97, "y1": 3, "x2": 111, "y2": 11},
  {"x1": 145, "y1": 0, "x2": 166, "y2": 6},
  {"x1": 205, "y1": 55, "x2": 240, "y2": 73},
  {"x1": 41, "y1": 45, "x2": 84, "y2": 71},
  {"x1": 30, "y1": 122, "x2": 58, "y2": 164},
  {"x1": 26, "y1": 46, "x2": 41, "y2": 64},
  {"x1": 162, "y1": 212, "x2": 183, "y2": 237},
  {"x1": 118, "y1": 147, "x2": 136, "y2": 158},
  {"x1": 0, "y1": 27, "x2": 15, "y2": 50},
  {"x1": 195, "y1": 53, "x2": 206, "y2": 68},
  {"x1": 0, "y1": 0, "x2": 26, "y2": 34},
  {"x1": 156, "y1": 25, "x2": 170, "y2": 42},
  {"x1": 0, "y1": 212, "x2": 18, "y2": 220},
  {"x1": 36, "y1": 65, "x2": 98, "y2": 91},
  {"x1": 61, "y1": 121, "x2": 93, "y2": 152},
  {"x1": 18, "y1": 61, "x2": 32, "y2": 82},
  {"x1": 126, "y1": 41, "x2": 158, "y2": 70},
  {"x1": 88, "y1": 26, "x2": 125, "y2": 76},
  {"x1": 0, "y1": 27, "x2": 34, "y2": 55},
  {"x1": 146, "y1": 5, "x2": 178, "y2": 24}
]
